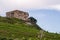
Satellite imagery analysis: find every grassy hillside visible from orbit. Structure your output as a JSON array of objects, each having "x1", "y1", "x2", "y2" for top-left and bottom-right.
[{"x1": 0, "y1": 16, "x2": 60, "y2": 40}]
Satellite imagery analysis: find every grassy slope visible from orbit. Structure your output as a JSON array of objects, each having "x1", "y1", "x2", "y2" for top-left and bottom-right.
[{"x1": 0, "y1": 16, "x2": 60, "y2": 40}]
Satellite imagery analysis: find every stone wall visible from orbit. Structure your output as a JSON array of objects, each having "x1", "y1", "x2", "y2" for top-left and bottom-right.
[{"x1": 6, "y1": 10, "x2": 29, "y2": 20}]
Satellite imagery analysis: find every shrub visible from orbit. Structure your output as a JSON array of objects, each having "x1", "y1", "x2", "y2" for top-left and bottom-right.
[
  {"x1": 1, "y1": 38, "x2": 7, "y2": 40},
  {"x1": 28, "y1": 17, "x2": 37, "y2": 24}
]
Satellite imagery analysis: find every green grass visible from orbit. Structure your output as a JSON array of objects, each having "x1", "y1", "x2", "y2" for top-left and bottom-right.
[{"x1": 0, "y1": 16, "x2": 60, "y2": 40}]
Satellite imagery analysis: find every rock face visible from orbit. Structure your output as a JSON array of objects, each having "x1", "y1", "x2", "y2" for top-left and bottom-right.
[{"x1": 6, "y1": 10, "x2": 29, "y2": 20}]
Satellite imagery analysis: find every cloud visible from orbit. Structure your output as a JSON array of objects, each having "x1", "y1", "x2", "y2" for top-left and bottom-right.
[
  {"x1": 46, "y1": 5, "x2": 60, "y2": 10},
  {"x1": 0, "y1": 0, "x2": 60, "y2": 10},
  {"x1": 0, "y1": 0, "x2": 60, "y2": 16}
]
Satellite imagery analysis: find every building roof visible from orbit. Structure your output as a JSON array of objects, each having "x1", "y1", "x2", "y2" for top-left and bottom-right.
[
  {"x1": 7, "y1": 10, "x2": 27, "y2": 13},
  {"x1": 6, "y1": 10, "x2": 29, "y2": 16}
]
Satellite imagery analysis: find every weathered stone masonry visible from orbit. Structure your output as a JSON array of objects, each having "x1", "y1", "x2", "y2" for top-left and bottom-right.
[{"x1": 6, "y1": 10, "x2": 29, "y2": 20}]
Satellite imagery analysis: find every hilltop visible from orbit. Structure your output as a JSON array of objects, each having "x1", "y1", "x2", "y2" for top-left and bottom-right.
[{"x1": 0, "y1": 16, "x2": 60, "y2": 40}]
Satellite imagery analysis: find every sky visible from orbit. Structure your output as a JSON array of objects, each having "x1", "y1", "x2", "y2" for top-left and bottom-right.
[{"x1": 0, "y1": 0, "x2": 60, "y2": 33}]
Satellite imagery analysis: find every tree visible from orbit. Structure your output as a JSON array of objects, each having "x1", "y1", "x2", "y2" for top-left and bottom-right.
[{"x1": 28, "y1": 17, "x2": 37, "y2": 24}]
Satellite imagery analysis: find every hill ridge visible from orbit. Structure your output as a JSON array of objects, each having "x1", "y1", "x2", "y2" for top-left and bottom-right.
[{"x1": 0, "y1": 16, "x2": 60, "y2": 40}]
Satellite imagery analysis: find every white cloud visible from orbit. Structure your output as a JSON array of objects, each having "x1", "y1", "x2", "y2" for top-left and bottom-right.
[
  {"x1": 0, "y1": 0, "x2": 60, "y2": 10},
  {"x1": 0, "y1": 0, "x2": 60, "y2": 16},
  {"x1": 46, "y1": 5, "x2": 60, "y2": 10}
]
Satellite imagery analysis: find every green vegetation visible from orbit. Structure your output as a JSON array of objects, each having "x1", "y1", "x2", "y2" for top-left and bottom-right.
[{"x1": 0, "y1": 16, "x2": 60, "y2": 40}]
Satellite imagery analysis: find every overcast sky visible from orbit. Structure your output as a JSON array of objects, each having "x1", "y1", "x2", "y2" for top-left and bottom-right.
[
  {"x1": 0, "y1": 0, "x2": 60, "y2": 33},
  {"x1": 0, "y1": 0, "x2": 60, "y2": 10}
]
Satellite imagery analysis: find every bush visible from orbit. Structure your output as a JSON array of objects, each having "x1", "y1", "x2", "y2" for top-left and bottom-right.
[
  {"x1": 9, "y1": 38, "x2": 13, "y2": 40},
  {"x1": 1, "y1": 38, "x2": 7, "y2": 40},
  {"x1": 28, "y1": 17, "x2": 37, "y2": 24}
]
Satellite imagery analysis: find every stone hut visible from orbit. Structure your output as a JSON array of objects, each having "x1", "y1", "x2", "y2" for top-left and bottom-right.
[{"x1": 6, "y1": 10, "x2": 29, "y2": 20}]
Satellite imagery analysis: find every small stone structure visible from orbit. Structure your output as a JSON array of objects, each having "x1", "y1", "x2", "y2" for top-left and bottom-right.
[{"x1": 6, "y1": 10, "x2": 29, "y2": 20}]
